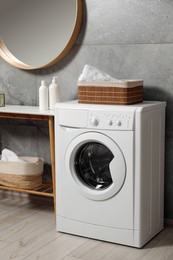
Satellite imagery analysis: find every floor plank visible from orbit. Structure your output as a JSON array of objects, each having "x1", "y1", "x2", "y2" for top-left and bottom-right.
[
  {"x1": 0, "y1": 201, "x2": 44, "y2": 232},
  {"x1": 0, "y1": 205, "x2": 54, "y2": 243},
  {"x1": 24, "y1": 234, "x2": 88, "y2": 260},
  {"x1": 141, "y1": 228, "x2": 173, "y2": 260},
  {"x1": 69, "y1": 239, "x2": 117, "y2": 260},
  {"x1": 0, "y1": 191, "x2": 31, "y2": 217},
  {"x1": 0, "y1": 222, "x2": 60, "y2": 260},
  {"x1": 0, "y1": 240, "x2": 10, "y2": 250},
  {"x1": 62, "y1": 257, "x2": 82, "y2": 260}
]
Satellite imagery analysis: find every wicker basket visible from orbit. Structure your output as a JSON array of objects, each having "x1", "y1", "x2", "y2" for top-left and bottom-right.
[
  {"x1": 0, "y1": 157, "x2": 44, "y2": 189},
  {"x1": 78, "y1": 80, "x2": 143, "y2": 105}
]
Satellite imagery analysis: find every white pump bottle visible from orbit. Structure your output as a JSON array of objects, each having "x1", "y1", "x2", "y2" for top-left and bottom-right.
[
  {"x1": 49, "y1": 77, "x2": 60, "y2": 110},
  {"x1": 39, "y1": 80, "x2": 48, "y2": 110}
]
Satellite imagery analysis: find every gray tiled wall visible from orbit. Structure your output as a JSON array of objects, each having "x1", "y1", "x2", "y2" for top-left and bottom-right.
[{"x1": 0, "y1": 0, "x2": 173, "y2": 219}]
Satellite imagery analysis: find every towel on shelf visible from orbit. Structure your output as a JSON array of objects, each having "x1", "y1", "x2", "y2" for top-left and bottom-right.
[{"x1": 1, "y1": 148, "x2": 25, "y2": 162}]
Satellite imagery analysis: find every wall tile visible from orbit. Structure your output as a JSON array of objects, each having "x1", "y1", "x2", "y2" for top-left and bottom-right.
[
  {"x1": 0, "y1": 125, "x2": 37, "y2": 156},
  {"x1": 0, "y1": 59, "x2": 37, "y2": 105},
  {"x1": 80, "y1": 0, "x2": 173, "y2": 44}
]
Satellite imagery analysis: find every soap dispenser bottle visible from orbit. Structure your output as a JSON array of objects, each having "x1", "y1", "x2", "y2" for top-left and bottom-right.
[
  {"x1": 49, "y1": 77, "x2": 60, "y2": 110},
  {"x1": 39, "y1": 80, "x2": 48, "y2": 110}
]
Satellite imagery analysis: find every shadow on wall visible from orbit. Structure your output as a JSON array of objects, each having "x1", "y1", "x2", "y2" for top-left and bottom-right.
[{"x1": 144, "y1": 86, "x2": 172, "y2": 134}]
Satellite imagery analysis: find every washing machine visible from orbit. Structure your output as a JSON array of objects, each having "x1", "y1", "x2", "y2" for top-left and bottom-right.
[{"x1": 55, "y1": 100, "x2": 166, "y2": 248}]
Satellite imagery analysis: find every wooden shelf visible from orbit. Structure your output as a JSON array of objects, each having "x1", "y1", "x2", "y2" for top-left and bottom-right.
[
  {"x1": 0, "y1": 183, "x2": 54, "y2": 197},
  {"x1": 0, "y1": 105, "x2": 56, "y2": 218}
]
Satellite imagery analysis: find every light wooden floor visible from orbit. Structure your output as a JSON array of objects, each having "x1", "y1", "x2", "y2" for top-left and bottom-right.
[{"x1": 0, "y1": 191, "x2": 173, "y2": 260}]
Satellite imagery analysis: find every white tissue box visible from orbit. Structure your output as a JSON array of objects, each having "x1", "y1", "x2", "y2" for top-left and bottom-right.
[
  {"x1": 0, "y1": 157, "x2": 44, "y2": 189},
  {"x1": 78, "y1": 80, "x2": 143, "y2": 105}
]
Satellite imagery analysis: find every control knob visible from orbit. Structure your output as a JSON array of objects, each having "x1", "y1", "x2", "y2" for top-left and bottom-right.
[
  {"x1": 108, "y1": 120, "x2": 113, "y2": 126},
  {"x1": 116, "y1": 120, "x2": 122, "y2": 126},
  {"x1": 91, "y1": 117, "x2": 99, "y2": 127}
]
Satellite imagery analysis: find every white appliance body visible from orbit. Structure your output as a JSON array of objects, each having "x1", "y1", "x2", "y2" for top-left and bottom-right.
[{"x1": 55, "y1": 101, "x2": 166, "y2": 248}]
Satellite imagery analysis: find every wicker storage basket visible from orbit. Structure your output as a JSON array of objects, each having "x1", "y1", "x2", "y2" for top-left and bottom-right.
[
  {"x1": 78, "y1": 80, "x2": 143, "y2": 105},
  {"x1": 0, "y1": 157, "x2": 44, "y2": 189}
]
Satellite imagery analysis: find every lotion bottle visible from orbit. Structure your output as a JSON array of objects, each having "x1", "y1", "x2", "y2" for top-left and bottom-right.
[
  {"x1": 39, "y1": 80, "x2": 48, "y2": 110},
  {"x1": 49, "y1": 77, "x2": 60, "y2": 109}
]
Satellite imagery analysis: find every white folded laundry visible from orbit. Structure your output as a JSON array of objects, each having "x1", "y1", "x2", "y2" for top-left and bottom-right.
[
  {"x1": 1, "y1": 148, "x2": 25, "y2": 162},
  {"x1": 78, "y1": 64, "x2": 119, "y2": 82}
]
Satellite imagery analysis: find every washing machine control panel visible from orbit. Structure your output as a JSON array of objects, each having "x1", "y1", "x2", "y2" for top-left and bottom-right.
[{"x1": 88, "y1": 111, "x2": 135, "y2": 130}]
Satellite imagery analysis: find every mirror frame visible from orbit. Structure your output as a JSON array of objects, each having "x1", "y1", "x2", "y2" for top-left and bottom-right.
[{"x1": 0, "y1": 0, "x2": 82, "y2": 70}]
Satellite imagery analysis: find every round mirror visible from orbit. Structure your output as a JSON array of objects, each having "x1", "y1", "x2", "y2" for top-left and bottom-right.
[{"x1": 0, "y1": 0, "x2": 82, "y2": 70}]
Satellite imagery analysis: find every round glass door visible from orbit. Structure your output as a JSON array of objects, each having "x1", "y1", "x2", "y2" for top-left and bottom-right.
[
  {"x1": 65, "y1": 132, "x2": 126, "y2": 201},
  {"x1": 75, "y1": 142, "x2": 114, "y2": 190}
]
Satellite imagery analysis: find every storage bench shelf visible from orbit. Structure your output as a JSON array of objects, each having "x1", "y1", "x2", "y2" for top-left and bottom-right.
[
  {"x1": 0, "y1": 183, "x2": 54, "y2": 197},
  {"x1": 0, "y1": 105, "x2": 56, "y2": 217}
]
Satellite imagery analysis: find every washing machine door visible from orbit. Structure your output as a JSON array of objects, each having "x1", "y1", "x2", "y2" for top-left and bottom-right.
[{"x1": 65, "y1": 132, "x2": 126, "y2": 201}]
